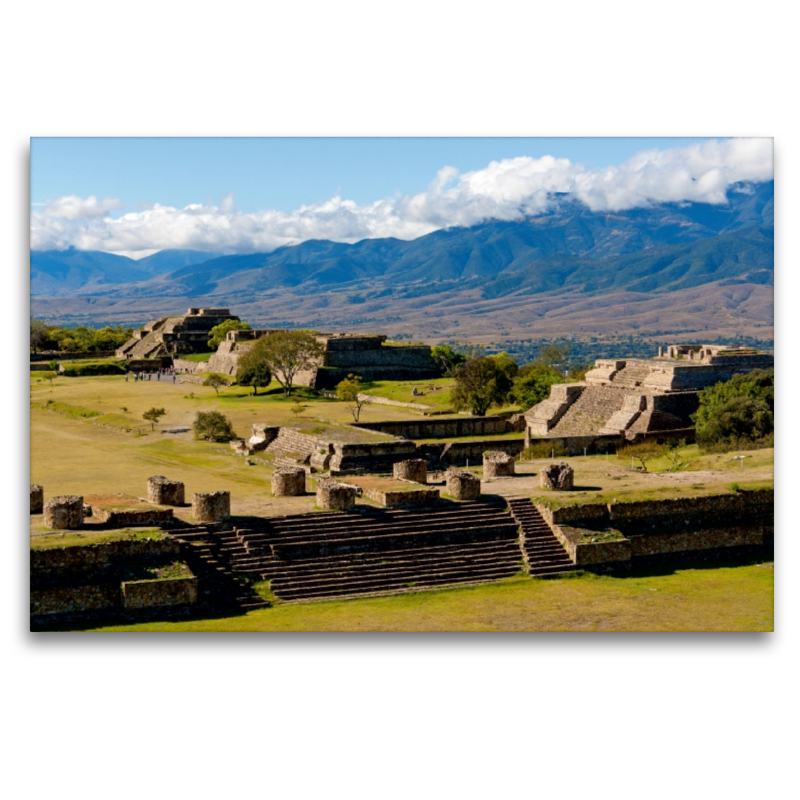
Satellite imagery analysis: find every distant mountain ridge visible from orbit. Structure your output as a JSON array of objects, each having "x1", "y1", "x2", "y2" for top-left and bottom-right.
[{"x1": 30, "y1": 182, "x2": 773, "y2": 308}]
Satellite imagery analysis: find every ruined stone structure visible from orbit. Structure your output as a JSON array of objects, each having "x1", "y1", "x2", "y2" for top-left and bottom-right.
[
  {"x1": 483, "y1": 451, "x2": 515, "y2": 478},
  {"x1": 316, "y1": 480, "x2": 357, "y2": 511},
  {"x1": 116, "y1": 308, "x2": 240, "y2": 360},
  {"x1": 445, "y1": 469, "x2": 481, "y2": 501},
  {"x1": 192, "y1": 491, "x2": 231, "y2": 523},
  {"x1": 202, "y1": 328, "x2": 440, "y2": 387},
  {"x1": 525, "y1": 344, "x2": 773, "y2": 442},
  {"x1": 146, "y1": 476, "x2": 185, "y2": 506},
  {"x1": 43, "y1": 495, "x2": 84, "y2": 529},
  {"x1": 393, "y1": 459, "x2": 428, "y2": 484},
  {"x1": 271, "y1": 467, "x2": 306, "y2": 497},
  {"x1": 30, "y1": 484, "x2": 43, "y2": 514},
  {"x1": 539, "y1": 463, "x2": 574, "y2": 490}
]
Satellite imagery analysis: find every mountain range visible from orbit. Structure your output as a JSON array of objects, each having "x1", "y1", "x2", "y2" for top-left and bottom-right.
[{"x1": 30, "y1": 182, "x2": 774, "y2": 343}]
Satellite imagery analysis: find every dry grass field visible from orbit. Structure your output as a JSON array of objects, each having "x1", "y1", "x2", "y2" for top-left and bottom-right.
[
  {"x1": 30, "y1": 372, "x2": 774, "y2": 632},
  {"x1": 88, "y1": 561, "x2": 774, "y2": 632}
]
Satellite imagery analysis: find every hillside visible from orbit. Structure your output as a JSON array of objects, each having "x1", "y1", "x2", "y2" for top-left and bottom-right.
[{"x1": 29, "y1": 182, "x2": 774, "y2": 343}]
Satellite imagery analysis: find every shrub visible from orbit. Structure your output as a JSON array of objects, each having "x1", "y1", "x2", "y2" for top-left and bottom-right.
[
  {"x1": 523, "y1": 441, "x2": 567, "y2": 459},
  {"x1": 61, "y1": 363, "x2": 126, "y2": 376},
  {"x1": 193, "y1": 411, "x2": 236, "y2": 441},
  {"x1": 693, "y1": 369, "x2": 774, "y2": 447}
]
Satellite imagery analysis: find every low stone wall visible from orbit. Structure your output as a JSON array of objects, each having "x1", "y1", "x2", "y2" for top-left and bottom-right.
[
  {"x1": 121, "y1": 577, "x2": 198, "y2": 610},
  {"x1": 91, "y1": 506, "x2": 174, "y2": 527},
  {"x1": 31, "y1": 584, "x2": 121, "y2": 616},
  {"x1": 536, "y1": 490, "x2": 773, "y2": 568},
  {"x1": 329, "y1": 440, "x2": 417, "y2": 473},
  {"x1": 192, "y1": 492, "x2": 230, "y2": 522},
  {"x1": 31, "y1": 538, "x2": 180, "y2": 573},
  {"x1": 356, "y1": 484, "x2": 440, "y2": 508},
  {"x1": 529, "y1": 434, "x2": 625, "y2": 455},
  {"x1": 172, "y1": 358, "x2": 207, "y2": 374},
  {"x1": 355, "y1": 415, "x2": 513, "y2": 440},
  {"x1": 539, "y1": 462, "x2": 574, "y2": 490},
  {"x1": 419, "y1": 438, "x2": 525, "y2": 468}
]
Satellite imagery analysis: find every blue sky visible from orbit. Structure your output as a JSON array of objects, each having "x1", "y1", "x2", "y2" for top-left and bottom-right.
[
  {"x1": 31, "y1": 137, "x2": 713, "y2": 214},
  {"x1": 30, "y1": 137, "x2": 773, "y2": 256}
]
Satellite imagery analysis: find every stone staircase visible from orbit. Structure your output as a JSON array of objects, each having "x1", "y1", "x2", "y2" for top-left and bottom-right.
[
  {"x1": 608, "y1": 361, "x2": 653, "y2": 389},
  {"x1": 263, "y1": 428, "x2": 323, "y2": 469},
  {"x1": 167, "y1": 525, "x2": 269, "y2": 613},
  {"x1": 507, "y1": 498, "x2": 576, "y2": 577},
  {"x1": 548, "y1": 385, "x2": 628, "y2": 436},
  {"x1": 210, "y1": 499, "x2": 524, "y2": 602}
]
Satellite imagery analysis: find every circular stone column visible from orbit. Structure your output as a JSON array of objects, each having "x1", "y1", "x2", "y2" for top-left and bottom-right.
[
  {"x1": 483, "y1": 451, "x2": 515, "y2": 478},
  {"x1": 445, "y1": 469, "x2": 481, "y2": 501},
  {"x1": 192, "y1": 491, "x2": 231, "y2": 522},
  {"x1": 147, "y1": 476, "x2": 185, "y2": 506},
  {"x1": 392, "y1": 459, "x2": 428, "y2": 484},
  {"x1": 272, "y1": 467, "x2": 306, "y2": 496},
  {"x1": 43, "y1": 495, "x2": 84, "y2": 529},
  {"x1": 539, "y1": 462, "x2": 574, "y2": 490},
  {"x1": 316, "y1": 480, "x2": 357, "y2": 511},
  {"x1": 30, "y1": 484, "x2": 44, "y2": 514}
]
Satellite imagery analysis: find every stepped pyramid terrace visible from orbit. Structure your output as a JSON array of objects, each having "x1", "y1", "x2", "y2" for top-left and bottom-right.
[{"x1": 524, "y1": 344, "x2": 774, "y2": 441}]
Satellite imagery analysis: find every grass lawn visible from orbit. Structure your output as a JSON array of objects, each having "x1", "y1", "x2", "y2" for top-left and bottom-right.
[{"x1": 86, "y1": 559, "x2": 774, "y2": 632}]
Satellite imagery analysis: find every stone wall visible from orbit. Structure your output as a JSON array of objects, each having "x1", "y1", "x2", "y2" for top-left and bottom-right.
[
  {"x1": 354, "y1": 415, "x2": 513, "y2": 439},
  {"x1": 172, "y1": 358, "x2": 207, "y2": 374},
  {"x1": 316, "y1": 481, "x2": 357, "y2": 510},
  {"x1": 419, "y1": 438, "x2": 525, "y2": 468},
  {"x1": 31, "y1": 584, "x2": 121, "y2": 616},
  {"x1": 31, "y1": 538, "x2": 180, "y2": 574},
  {"x1": 30, "y1": 485, "x2": 43, "y2": 514},
  {"x1": 121, "y1": 577, "x2": 198, "y2": 610},
  {"x1": 535, "y1": 490, "x2": 773, "y2": 568},
  {"x1": 91, "y1": 506, "x2": 174, "y2": 527},
  {"x1": 393, "y1": 459, "x2": 428, "y2": 483},
  {"x1": 356, "y1": 484, "x2": 441, "y2": 508}
]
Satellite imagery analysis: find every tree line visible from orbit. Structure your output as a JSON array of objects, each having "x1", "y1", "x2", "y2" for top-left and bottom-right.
[{"x1": 30, "y1": 319, "x2": 133, "y2": 353}]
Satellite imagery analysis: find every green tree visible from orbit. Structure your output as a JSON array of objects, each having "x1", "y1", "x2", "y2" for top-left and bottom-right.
[
  {"x1": 143, "y1": 407, "x2": 166, "y2": 431},
  {"x1": 235, "y1": 348, "x2": 272, "y2": 396},
  {"x1": 30, "y1": 319, "x2": 51, "y2": 353},
  {"x1": 431, "y1": 344, "x2": 466, "y2": 377},
  {"x1": 509, "y1": 362, "x2": 562, "y2": 409},
  {"x1": 207, "y1": 319, "x2": 252, "y2": 350},
  {"x1": 42, "y1": 371, "x2": 58, "y2": 386},
  {"x1": 336, "y1": 374, "x2": 370, "y2": 422},
  {"x1": 693, "y1": 369, "x2": 774, "y2": 446},
  {"x1": 537, "y1": 342, "x2": 570, "y2": 373},
  {"x1": 450, "y1": 356, "x2": 509, "y2": 417},
  {"x1": 203, "y1": 373, "x2": 230, "y2": 396},
  {"x1": 193, "y1": 410, "x2": 236, "y2": 441},
  {"x1": 617, "y1": 441, "x2": 666, "y2": 473},
  {"x1": 246, "y1": 330, "x2": 325, "y2": 397}
]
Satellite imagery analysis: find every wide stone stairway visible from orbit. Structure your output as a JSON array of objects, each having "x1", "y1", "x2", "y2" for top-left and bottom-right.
[
  {"x1": 548, "y1": 385, "x2": 628, "y2": 436},
  {"x1": 166, "y1": 497, "x2": 577, "y2": 605}
]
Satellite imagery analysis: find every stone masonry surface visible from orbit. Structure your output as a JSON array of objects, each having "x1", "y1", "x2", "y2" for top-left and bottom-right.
[
  {"x1": 43, "y1": 495, "x2": 83, "y2": 529},
  {"x1": 271, "y1": 467, "x2": 306, "y2": 496},
  {"x1": 30, "y1": 484, "x2": 43, "y2": 514},
  {"x1": 147, "y1": 476, "x2": 185, "y2": 506},
  {"x1": 539, "y1": 463, "x2": 574, "y2": 490},
  {"x1": 483, "y1": 451, "x2": 515, "y2": 478},
  {"x1": 445, "y1": 469, "x2": 481, "y2": 501},
  {"x1": 393, "y1": 459, "x2": 428, "y2": 484},
  {"x1": 316, "y1": 480, "x2": 357, "y2": 511},
  {"x1": 192, "y1": 491, "x2": 231, "y2": 523}
]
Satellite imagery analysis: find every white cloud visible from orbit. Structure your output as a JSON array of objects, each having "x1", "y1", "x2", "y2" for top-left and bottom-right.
[
  {"x1": 42, "y1": 194, "x2": 124, "y2": 220},
  {"x1": 30, "y1": 138, "x2": 773, "y2": 255}
]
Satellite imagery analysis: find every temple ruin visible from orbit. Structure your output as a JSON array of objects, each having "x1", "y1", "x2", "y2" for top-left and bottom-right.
[
  {"x1": 116, "y1": 308, "x2": 240, "y2": 360},
  {"x1": 524, "y1": 344, "x2": 773, "y2": 442}
]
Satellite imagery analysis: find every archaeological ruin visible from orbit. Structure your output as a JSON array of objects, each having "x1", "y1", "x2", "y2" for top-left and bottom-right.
[
  {"x1": 524, "y1": 344, "x2": 774, "y2": 447},
  {"x1": 116, "y1": 308, "x2": 240, "y2": 360}
]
